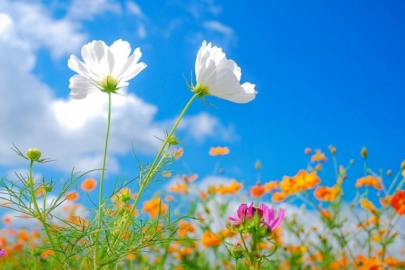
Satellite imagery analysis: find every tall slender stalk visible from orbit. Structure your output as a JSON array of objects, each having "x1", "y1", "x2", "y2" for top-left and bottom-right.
[
  {"x1": 28, "y1": 161, "x2": 61, "y2": 264},
  {"x1": 97, "y1": 92, "x2": 112, "y2": 225},
  {"x1": 112, "y1": 93, "x2": 198, "y2": 248},
  {"x1": 95, "y1": 92, "x2": 112, "y2": 268}
]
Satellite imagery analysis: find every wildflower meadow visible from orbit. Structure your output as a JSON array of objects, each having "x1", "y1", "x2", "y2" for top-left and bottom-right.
[{"x1": 0, "y1": 36, "x2": 404, "y2": 270}]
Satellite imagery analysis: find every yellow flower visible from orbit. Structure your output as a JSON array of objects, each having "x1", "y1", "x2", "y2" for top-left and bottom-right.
[{"x1": 360, "y1": 198, "x2": 377, "y2": 214}]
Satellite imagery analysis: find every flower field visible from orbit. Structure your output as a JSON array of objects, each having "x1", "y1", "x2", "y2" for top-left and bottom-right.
[{"x1": 0, "y1": 39, "x2": 404, "y2": 269}]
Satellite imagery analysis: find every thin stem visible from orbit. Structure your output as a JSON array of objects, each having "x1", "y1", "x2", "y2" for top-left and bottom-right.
[
  {"x1": 97, "y1": 92, "x2": 112, "y2": 226},
  {"x1": 112, "y1": 93, "x2": 198, "y2": 249},
  {"x1": 95, "y1": 92, "x2": 112, "y2": 268},
  {"x1": 29, "y1": 161, "x2": 61, "y2": 264}
]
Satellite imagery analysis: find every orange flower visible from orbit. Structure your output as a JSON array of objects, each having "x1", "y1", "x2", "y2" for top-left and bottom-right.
[
  {"x1": 35, "y1": 186, "x2": 45, "y2": 197},
  {"x1": 216, "y1": 180, "x2": 243, "y2": 195},
  {"x1": 209, "y1": 146, "x2": 230, "y2": 156},
  {"x1": 264, "y1": 181, "x2": 278, "y2": 192},
  {"x1": 304, "y1": 148, "x2": 312, "y2": 155},
  {"x1": 177, "y1": 221, "x2": 196, "y2": 237},
  {"x1": 221, "y1": 228, "x2": 236, "y2": 238},
  {"x1": 66, "y1": 191, "x2": 79, "y2": 201},
  {"x1": 379, "y1": 196, "x2": 392, "y2": 206},
  {"x1": 182, "y1": 173, "x2": 198, "y2": 183},
  {"x1": 356, "y1": 175, "x2": 382, "y2": 190},
  {"x1": 143, "y1": 198, "x2": 168, "y2": 218},
  {"x1": 40, "y1": 250, "x2": 54, "y2": 260},
  {"x1": 81, "y1": 178, "x2": 97, "y2": 192},
  {"x1": 200, "y1": 192, "x2": 208, "y2": 200},
  {"x1": 354, "y1": 255, "x2": 382, "y2": 270},
  {"x1": 314, "y1": 185, "x2": 341, "y2": 202},
  {"x1": 311, "y1": 150, "x2": 328, "y2": 163},
  {"x1": 329, "y1": 257, "x2": 349, "y2": 268},
  {"x1": 18, "y1": 230, "x2": 29, "y2": 242},
  {"x1": 360, "y1": 198, "x2": 377, "y2": 214},
  {"x1": 250, "y1": 182, "x2": 265, "y2": 198},
  {"x1": 272, "y1": 192, "x2": 287, "y2": 202},
  {"x1": 173, "y1": 148, "x2": 184, "y2": 160},
  {"x1": 321, "y1": 209, "x2": 332, "y2": 219},
  {"x1": 201, "y1": 230, "x2": 221, "y2": 247},
  {"x1": 391, "y1": 190, "x2": 405, "y2": 215},
  {"x1": 3, "y1": 216, "x2": 11, "y2": 225},
  {"x1": 280, "y1": 170, "x2": 320, "y2": 195},
  {"x1": 169, "y1": 183, "x2": 188, "y2": 194}
]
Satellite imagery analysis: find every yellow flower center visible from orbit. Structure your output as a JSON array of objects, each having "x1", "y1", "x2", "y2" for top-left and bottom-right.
[{"x1": 98, "y1": 75, "x2": 119, "y2": 94}]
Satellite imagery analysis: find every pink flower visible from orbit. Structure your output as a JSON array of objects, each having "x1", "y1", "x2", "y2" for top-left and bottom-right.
[
  {"x1": 0, "y1": 248, "x2": 6, "y2": 257},
  {"x1": 229, "y1": 203, "x2": 284, "y2": 231},
  {"x1": 258, "y1": 203, "x2": 285, "y2": 231}
]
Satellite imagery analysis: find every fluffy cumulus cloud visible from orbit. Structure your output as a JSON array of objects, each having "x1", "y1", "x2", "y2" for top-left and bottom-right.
[
  {"x1": 0, "y1": 1, "x2": 235, "y2": 174},
  {"x1": 0, "y1": 0, "x2": 86, "y2": 59}
]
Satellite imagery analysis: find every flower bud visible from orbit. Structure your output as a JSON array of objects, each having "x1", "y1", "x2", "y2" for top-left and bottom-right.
[
  {"x1": 231, "y1": 243, "x2": 245, "y2": 260},
  {"x1": 328, "y1": 145, "x2": 336, "y2": 154},
  {"x1": 258, "y1": 222, "x2": 272, "y2": 238},
  {"x1": 167, "y1": 135, "x2": 179, "y2": 146},
  {"x1": 361, "y1": 147, "x2": 367, "y2": 158},
  {"x1": 255, "y1": 160, "x2": 262, "y2": 170},
  {"x1": 27, "y1": 148, "x2": 41, "y2": 161}
]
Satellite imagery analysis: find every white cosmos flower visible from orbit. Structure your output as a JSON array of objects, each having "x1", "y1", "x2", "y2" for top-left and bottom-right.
[
  {"x1": 68, "y1": 39, "x2": 146, "y2": 99},
  {"x1": 193, "y1": 41, "x2": 257, "y2": 103}
]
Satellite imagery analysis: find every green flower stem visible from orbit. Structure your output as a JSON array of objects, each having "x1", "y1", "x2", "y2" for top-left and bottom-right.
[
  {"x1": 97, "y1": 92, "x2": 112, "y2": 226},
  {"x1": 28, "y1": 160, "x2": 61, "y2": 264},
  {"x1": 95, "y1": 92, "x2": 112, "y2": 268},
  {"x1": 112, "y1": 93, "x2": 198, "y2": 248}
]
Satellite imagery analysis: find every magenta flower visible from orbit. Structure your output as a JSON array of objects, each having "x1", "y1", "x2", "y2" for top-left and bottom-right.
[
  {"x1": 258, "y1": 203, "x2": 285, "y2": 231},
  {"x1": 229, "y1": 203, "x2": 285, "y2": 231},
  {"x1": 0, "y1": 249, "x2": 6, "y2": 257}
]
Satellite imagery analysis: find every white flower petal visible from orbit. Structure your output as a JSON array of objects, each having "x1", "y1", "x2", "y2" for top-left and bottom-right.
[
  {"x1": 224, "y1": 83, "x2": 257, "y2": 103},
  {"x1": 117, "y1": 48, "x2": 146, "y2": 81},
  {"x1": 109, "y1": 39, "x2": 131, "y2": 76},
  {"x1": 69, "y1": 75, "x2": 100, "y2": 99},
  {"x1": 194, "y1": 41, "x2": 256, "y2": 103}
]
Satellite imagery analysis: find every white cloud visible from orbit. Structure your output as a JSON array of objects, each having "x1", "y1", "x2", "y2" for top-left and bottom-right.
[
  {"x1": 179, "y1": 112, "x2": 237, "y2": 142},
  {"x1": 0, "y1": 1, "x2": 87, "y2": 59},
  {"x1": 137, "y1": 23, "x2": 147, "y2": 38},
  {"x1": 185, "y1": 0, "x2": 222, "y2": 19},
  {"x1": 126, "y1": 1, "x2": 145, "y2": 19},
  {"x1": 203, "y1": 20, "x2": 234, "y2": 36},
  {"x1": 67, "y1": 0, "x2": 122, "y2": 20}
]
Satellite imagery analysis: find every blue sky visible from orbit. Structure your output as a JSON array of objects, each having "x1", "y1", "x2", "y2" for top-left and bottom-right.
[{"x1": 1, "y1": 0, "x2": 405, "y2": 207}]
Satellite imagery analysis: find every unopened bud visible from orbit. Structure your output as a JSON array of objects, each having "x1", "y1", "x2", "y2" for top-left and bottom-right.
[
  {"x1": 43, "y1": 186, "x2": 53, "y2": 192},
  {"x1": 361, "y1": 147, "x2": 368, "y2": 158},
  {"x1": 255, "y1": 160, "x2": 262, "y2": 170},
  {"x1": 27, "y1": 148, "x2": 41, "y2": 161},
  {"x1": 167, "y1": 135, "x2": 179, "y2": 146},
  {"x1": 231, "y1": 243, "x2": 245, "y2": 259}
]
